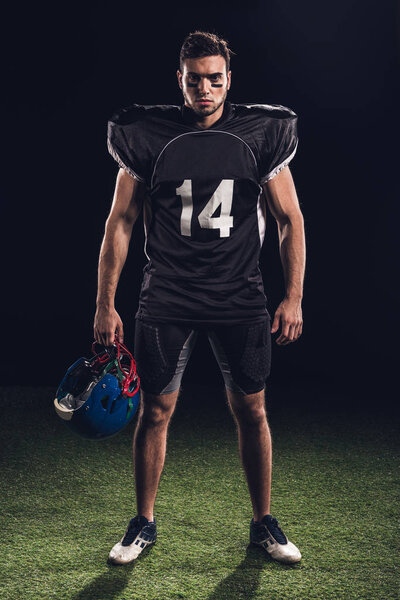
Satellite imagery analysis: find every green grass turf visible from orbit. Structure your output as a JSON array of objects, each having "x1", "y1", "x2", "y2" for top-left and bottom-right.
[{"x1": 0, "y1": 385, "x2": 399, "y2": 600}]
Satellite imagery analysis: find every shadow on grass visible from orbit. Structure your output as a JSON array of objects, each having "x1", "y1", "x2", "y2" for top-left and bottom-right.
[
  {"x1": 206, "y1": 545, "x2": 296, "y2": 600},
  {"x1": 70, "y1": 562, "x2": 135, "y2": 600}
]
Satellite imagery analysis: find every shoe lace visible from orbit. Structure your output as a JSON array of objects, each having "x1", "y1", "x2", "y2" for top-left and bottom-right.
[
  {"x1": 122, "y1": 517, "x2": 144, "y2": 546},
  {"x1": 267, "y1": 517, "x2": 287, "y2": 544}
]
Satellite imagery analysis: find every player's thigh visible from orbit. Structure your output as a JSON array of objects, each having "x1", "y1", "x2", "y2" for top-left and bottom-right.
[
  {"x1": 134, "y1": 320, "x2": 197, "y2": 394},
  {"x1": 207, "y1": 318, "x2": 271, "y2": 395}
]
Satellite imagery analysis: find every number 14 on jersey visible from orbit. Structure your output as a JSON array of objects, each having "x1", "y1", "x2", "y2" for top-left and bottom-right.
[{"x1": 176, "y1": 179, "x2": 234, "y2": 238}]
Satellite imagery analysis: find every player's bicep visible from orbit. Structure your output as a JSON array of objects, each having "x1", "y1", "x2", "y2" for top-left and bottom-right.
[
  {"x1": 108, "y1": 168, "x2": 144, "y2": 226},
  {"x1": 262, "y1": 166, "x2": 302, "y2": 226}
]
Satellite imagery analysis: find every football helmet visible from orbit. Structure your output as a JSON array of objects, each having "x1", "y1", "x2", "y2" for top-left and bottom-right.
[{"x1": 54, "y1": 339, "x2": 140, "y2": 440}]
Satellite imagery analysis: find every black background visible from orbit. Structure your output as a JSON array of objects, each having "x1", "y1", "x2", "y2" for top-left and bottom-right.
[{"x1": 1, "y1": 0, "x2": 398, "y2": 411}]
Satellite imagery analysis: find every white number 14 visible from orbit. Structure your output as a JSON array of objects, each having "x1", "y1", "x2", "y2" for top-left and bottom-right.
[{"x1": 176, "y1": 179, "x2": 234, "y2": 238}]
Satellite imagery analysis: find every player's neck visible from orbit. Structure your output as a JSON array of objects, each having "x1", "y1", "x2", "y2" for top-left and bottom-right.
[{"x1": 192, "y1": 103, "x2": 225, "y2": 129}]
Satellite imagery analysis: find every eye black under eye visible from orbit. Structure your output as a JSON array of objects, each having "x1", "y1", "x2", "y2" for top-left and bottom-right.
[
  {"x1": 186, "y1": 74, "x2": 223, "y2": 87},
  {"x1": 210, "y1": 76, "x2": 223, "y2": 87}
]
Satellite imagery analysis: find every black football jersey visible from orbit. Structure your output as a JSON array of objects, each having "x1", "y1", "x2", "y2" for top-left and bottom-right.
[{"x1": 107, "y1": 101, "x2": 298, "y2": 324}]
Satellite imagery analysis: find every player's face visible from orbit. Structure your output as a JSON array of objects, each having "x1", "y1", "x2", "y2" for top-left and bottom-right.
[{"x1": 177, "y1": 55, "x2": 231, "y2": 122}]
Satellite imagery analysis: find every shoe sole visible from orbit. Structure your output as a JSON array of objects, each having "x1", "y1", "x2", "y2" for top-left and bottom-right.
[
  {"x1": 107, "y1": 541, "x2": 156, "y2": 566},
  {"x1": 250, "y1": 541, "x2": 301, "y2": 564}
]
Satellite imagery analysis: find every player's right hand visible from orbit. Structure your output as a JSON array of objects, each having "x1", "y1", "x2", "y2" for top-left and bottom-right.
[{"x1": 93, "y1": 306, "x2": 124, "y2": 346}]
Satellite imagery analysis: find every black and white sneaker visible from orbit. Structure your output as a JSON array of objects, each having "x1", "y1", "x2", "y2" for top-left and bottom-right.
[
  {"x1": 250, "y1": 514, "x2": 301, "y2": 564},
  {"x1": 108, "y1": 515, "x2": 157, "y2": 565}
]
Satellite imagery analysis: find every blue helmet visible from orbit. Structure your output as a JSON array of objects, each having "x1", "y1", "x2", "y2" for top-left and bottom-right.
[{"x1": 54, "y1": 340, "x2": 140, "y2": 440}]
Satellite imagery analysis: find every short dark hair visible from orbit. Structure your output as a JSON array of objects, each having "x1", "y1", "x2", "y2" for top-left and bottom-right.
[{"x1": 179, "y1": 31, "x2": 234, "y2": 72}]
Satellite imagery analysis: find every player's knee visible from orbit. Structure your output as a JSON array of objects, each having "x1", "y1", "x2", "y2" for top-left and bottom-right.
[
  {"x1": 241, "y1": 405, "x2": 267, "y2": 427},
  {"x1": 230, "y1": 395, "x2": 267, "y2": 428},
  {"x1": 139, "y1": 394, "x2": 176, "y2": 428}
]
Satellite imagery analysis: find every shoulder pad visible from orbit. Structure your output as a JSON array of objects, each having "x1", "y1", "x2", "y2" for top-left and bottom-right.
[
  {"x1": 235, "y1": 103, "x2": 297, "y2": 120},
  {"x1": 108, "y1": 104, "x2": 181, "y2": 125}
]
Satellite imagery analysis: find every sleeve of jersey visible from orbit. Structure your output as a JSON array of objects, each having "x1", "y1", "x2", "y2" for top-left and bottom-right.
[
  {"x1": 107, "y1": 117, "x2": 146, "y2": 184},
  {"x1": 260, "y1": 114, "x2": 298, "y2": 184}
]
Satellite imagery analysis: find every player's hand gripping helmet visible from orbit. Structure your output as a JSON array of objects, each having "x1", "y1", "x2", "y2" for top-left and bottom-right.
[{"x1": 54, "y1": 339, "x2": 140, "y2": 440}]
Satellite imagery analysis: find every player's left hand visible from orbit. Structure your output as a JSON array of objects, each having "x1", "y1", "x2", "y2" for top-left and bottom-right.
[{"x1": 271, "y1": 298, "x2": 303, "y2": 345}]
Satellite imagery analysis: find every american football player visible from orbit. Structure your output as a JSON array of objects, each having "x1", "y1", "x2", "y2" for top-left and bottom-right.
[{"x1": 94, "y1": 31, "x2": 305, "y2": 565}]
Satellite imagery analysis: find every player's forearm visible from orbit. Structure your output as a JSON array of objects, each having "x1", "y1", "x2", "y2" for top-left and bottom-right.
[
  {"x1": 278, "y1": 214, "x2": 306, "y2": 300},
  {"x1": 96, "y1": 217, "x2": 133, "y2": 308}
]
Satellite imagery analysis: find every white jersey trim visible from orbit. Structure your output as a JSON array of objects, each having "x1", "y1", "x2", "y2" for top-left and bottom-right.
[
  {"x1": 260, "y1": 140, "x2": 298, "y2": 184},
  {"x1": 142, "y1": 197, "x2": 152, "y2": 261},
  {"x1": 256, "y1": 188, "x2": 266, "y2": 247},
  {"x1": 107, "y1": 138, "x2": 146, "y2": 183}
]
